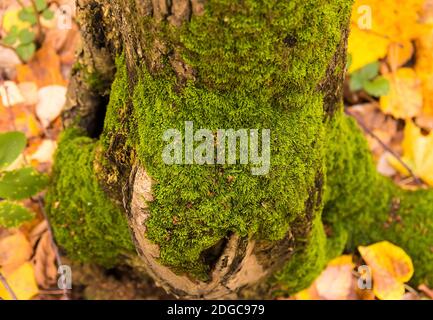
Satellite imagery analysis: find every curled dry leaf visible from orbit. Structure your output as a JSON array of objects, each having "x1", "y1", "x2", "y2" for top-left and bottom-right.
[
  {"x1": 358, "y1": 241, "x2": 414, "y2": 300},
  {"x1": 32, "y1": 231, "x2": 58, "y2": 289},
  {"x1": 36, "y1": 85, "x2": 67, "y2": 128}
]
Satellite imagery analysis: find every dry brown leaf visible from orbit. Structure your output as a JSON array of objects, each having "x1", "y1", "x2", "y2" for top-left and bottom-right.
[
  {"x1": 358, "y1": 241, "x2": 414, "y2": 300},
  {"x1": 29, "y1": 220, "x2": 49, "y2": 247},
  {"x1": 418, "y1": 284, "x2": 433, "y2": 299},
  {"x1": 349, "y1": 103, "x2": 400, "y2": 159},
  {"x1": 32, "y1": 231, "x2": 58, "y2": 289},
  {"x1": 0, "y1": 231, "x2": 32, "y2": 273}
]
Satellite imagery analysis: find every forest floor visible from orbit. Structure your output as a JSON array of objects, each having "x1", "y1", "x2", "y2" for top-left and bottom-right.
[{"x1": 0, "y1": 0, "x2": 433, "y2": 300}]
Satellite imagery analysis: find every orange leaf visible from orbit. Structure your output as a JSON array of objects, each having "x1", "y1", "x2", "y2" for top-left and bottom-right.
[{"x1": 16, "y1": 44, "x2": 66, "y2": 88}]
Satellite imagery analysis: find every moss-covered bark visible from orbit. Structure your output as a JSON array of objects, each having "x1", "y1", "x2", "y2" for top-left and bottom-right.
[{"x1": 46, "y1": 0, "x2": 433, "y2": 298}]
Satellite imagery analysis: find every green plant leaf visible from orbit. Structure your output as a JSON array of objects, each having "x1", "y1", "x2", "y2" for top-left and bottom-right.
[
  {"x1": 3, "y1": 26, "x2": 19, "y2": 46},
  {"x1": 358, "y1": 61, "x2": 380, "y2": 81},
  {"x1": 0, "y1": 201, "x2": 34, "y2": 228},
  {"x1": 0, "y1": 167, "x2": 48, "y2": 200},
  {"x1": 349, "y1": 73, "x2": 364, "y2": 92},
  {"x1": 16, "y1": 42, "x2": 36, "y2": 62},
  {"x1": 42, "y1": 8, "x2": 55, "y2": 20},
  {"x1": 18, "y1": 29, "x2": 35, "y2": 45},
  {"x1": 35, "y1": 0, "x2": 48, "y2": 12},
  {"x1": 0, "y1": 131, "x2": 26, "y2": 169},
  {"x1": 363, "y1": 76, "x2": 390, "y2": 97},
  {"x1": 18, "y1": 8, "x2": 37, "y2": 25}
]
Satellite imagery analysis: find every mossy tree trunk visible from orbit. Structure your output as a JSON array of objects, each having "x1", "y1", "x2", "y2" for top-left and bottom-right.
[{"x1": 46, "y1": 0, "x2": 433, "y2": 299}]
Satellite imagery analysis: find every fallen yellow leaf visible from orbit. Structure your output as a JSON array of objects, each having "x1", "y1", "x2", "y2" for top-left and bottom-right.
[
  {"x1": 349, "y1": 0, "x2": 425, "y2": 72},
  {"x1": 387, "y1": 41, "x2": 414, "y2": 70},
  {"x1": 379, "y1": 68, "x2": 423, "y2": 119},
  {"x1": 358, "y1": 241, "x2": 414, "y2": 300},
  {"x1": 0, "y1": 262, "x2": 39, "y2": 300},
  {"x1": 389, "y1": 120, "x2": 433, "y2": 185},
  {"x1": 1, "y1": 8, "x2": 32, "y2": 33},
  {"x1": 348, "y1": 28, "x2": 389, "y2": 73}
]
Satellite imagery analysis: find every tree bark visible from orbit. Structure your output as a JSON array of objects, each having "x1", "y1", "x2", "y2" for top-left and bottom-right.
[{"x1": 46, "y1": 0, "x2": 433, "y2": 299}]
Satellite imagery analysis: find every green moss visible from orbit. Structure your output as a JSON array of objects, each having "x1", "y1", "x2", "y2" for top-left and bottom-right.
[
  {"x1": 100, "y1": 0, "x2": 352, "y2": 278},
  {"x1": 48, "y1": 0, "x2": 433, "y2": 293},
  {"x1": 72, "y1": 62, "x2": 107, "y2": 93},
  {"x1": 324, "y1": 114, "x2": 433, "y2": 287},
  {"x1": 45, "y1": 128, "x2": 134, "y2": 266},
  {"x1": 274, "y1": 215, "x2": 328, "y2": 293},
  {"x1": 101, "y1": 55, "x2": 130, "y2": 149}
]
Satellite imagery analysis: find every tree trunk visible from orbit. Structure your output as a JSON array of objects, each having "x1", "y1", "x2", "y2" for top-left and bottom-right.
[{"x1": 46, "y1": 0, "x2": 433, "y2": 299}]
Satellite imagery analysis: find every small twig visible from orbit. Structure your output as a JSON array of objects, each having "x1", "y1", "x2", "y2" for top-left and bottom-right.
[
  {"x1": 0, "y1": 42, "x2": 16, "y2": 51},
  {"x1": 29, "y1": 0, "x2": 45, "y2": 44},
  {"x1": 345, "y1": 108, "x2": 422, "y2": 185},
  {"x1": 36, "y1": 196, "x2": 70, "y2": 300},
  {"x1": 15, "y1": 0, "x2": 26, "y2": 9},
  {"x1": 404, "y1": 284, "x2": 419, "y2": 296},
  {"x1": 0, "y1": 271, "x2": 18, "y2": 300}
]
